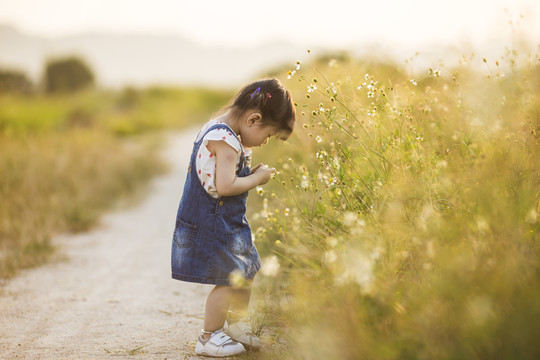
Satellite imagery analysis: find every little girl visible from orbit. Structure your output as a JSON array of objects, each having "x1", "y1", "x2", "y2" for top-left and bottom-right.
[{"x1": 171, "y1": 78, "x2": 295, "y2": 357}]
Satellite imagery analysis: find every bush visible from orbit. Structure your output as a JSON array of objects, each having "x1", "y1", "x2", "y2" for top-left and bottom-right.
[
  {"x1": 44, "y1": 56, "x2": 95, "y2": 93},
  {"x1": 0, "y1": 69, "x2": 33, "y2": 94}
]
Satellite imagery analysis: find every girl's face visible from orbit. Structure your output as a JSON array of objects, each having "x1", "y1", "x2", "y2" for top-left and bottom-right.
[{"x1": 240, "y1": 116, "x2": 278, "y2": 148}]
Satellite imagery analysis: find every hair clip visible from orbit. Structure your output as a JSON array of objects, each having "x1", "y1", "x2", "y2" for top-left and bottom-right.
[
  {"x1": 250, "y1": 87, "x2": 261, "y2": 100},
  {"x1": 265, "y1": 92, "x2": 272, "y2": 103}
]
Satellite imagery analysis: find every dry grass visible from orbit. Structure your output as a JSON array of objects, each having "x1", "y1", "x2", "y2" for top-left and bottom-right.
[{"x1": 249, "y1": 49, "x2": 540, "y2": 359}]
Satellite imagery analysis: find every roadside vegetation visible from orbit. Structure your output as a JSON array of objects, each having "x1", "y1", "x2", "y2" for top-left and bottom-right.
[
  {"x1": 0, "y1": 57, "x2": 231, "y2": 278},
  {"x1": 248, "y1": 48, "x2": 539, "y2": 359}
]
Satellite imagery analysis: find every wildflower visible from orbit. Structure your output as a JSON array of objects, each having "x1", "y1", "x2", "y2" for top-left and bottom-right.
[
  {"x1": 284, "y1": 208, "x2": 290, "y2": 217},
  {"x1": 370, "y1": 246, "x2": 383, "y2": 260},
  {"x1": 229, "y1": 269, "x2": 248, "y2": 288},
  {"x1": 315, "y1": 151, "x2": 326, "y2": 159},
  {"x1": 256, "y1": 186, "x2": 264, "y2": 196},
  {"x1": 315, "y1": 135, "x2": 322, "y2": 143},
  {"x1": 328, "y1": 59, "x2": 337, "y2": 67},
  {"x1": 335, "y1": 253, "x2": 374, "y2": 292},
  {"x1": 343, "y1": 211, "x2": 359, "y2": 227},
  {"x1": 307, "y1": 83, "x2": 317, "y2": 93},
  {"x1": 526, "y1": 208, "x2": 538, "y2": 224},
  {"x1": 295, "y1": 60, "x2": 301, "y2": 70},
  {"x1": 477, "y1": 218, "x2": 489, "y2": 233},
  {"x1": 287, "y1": 70, "x2": 296, "y2": 79},
  {"x1": 300, "y1": 175, "x2": 309, "y2": 189},
  {"x1": 429, "y1": 68, "x2": 441, "y2": 77},
  {"x1": 436, "y1": 160, "x2": 448, "y2": 169},
  {"x1": 410, "y1": 79, "x2": 417, "y2": 86},
  {"x1": 323, "y1": 250, "x2": 338, "y2": 265},
  {"x1": 327, "y1": 82, "x2": 338, "y2": 95},
  {"x1": 260, "y1": 198, "x2": 269, "y2": 218},
  {"x1": 261, "y1": 255, "x2": 280, "y2": 277},
  {"x1": 327, "y1": 237, "x2": 338, "y2": 247}
]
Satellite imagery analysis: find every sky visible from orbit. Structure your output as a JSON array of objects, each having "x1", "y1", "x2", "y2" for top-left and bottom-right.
[{"x1": 0, "y1": 0, "x2": 538, "y2": 51}]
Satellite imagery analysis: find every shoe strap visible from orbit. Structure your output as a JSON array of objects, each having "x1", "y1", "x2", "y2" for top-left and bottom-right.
[{"x1": 210, "y1": 330, "x2": 235, "y2": 346}]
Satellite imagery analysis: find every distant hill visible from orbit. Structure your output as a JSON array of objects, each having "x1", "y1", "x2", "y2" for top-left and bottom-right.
[
  {"x1": 0, "y1": 24, "x2": 311, "y2": 88},
  {"x1": 1, "y1": 24, "x2": 508, "y2": 89}
]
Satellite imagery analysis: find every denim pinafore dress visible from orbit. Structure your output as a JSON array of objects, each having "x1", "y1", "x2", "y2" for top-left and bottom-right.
[{"x1": 171, "y1": 123, "x2": 261, "y2": 286}]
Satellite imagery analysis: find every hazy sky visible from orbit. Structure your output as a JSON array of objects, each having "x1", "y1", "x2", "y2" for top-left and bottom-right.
[{"x1": 0, "y1": 0, "x2": 538, "y2": 50}]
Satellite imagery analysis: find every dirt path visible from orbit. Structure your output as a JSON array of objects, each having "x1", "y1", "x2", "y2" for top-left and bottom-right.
[{"x1": 0, "y1": 129, "x2": 217, "y2": 359}]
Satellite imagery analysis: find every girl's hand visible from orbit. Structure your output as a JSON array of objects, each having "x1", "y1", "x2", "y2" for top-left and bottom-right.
[
  {"x1": 207, "y1": 140, "x2": 275, "y2": 196},
  {"x1": 251, "y1": 163, "x2": 275, "y2": 185}
]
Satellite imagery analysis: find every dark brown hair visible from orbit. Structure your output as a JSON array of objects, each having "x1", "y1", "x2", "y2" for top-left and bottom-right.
[{"x1": 229, "y1": 78, "x2": 296, "y2": 140}]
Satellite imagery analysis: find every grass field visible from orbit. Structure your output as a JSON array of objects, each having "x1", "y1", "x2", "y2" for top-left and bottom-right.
[
  {"x1": 1, "y1": 46, "x2": 538, "y2": 359},
  {"x1": 248, "y1": 50, "x2": 539, "y2": 359},
  {"x1": 0, "y1": 87, "x2": 231, "y2": 278}
]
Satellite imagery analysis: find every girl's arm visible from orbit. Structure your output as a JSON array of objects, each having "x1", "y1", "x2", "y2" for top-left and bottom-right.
[{"x1": 207, "y1": 140, "x2": 275, "y2": 197}]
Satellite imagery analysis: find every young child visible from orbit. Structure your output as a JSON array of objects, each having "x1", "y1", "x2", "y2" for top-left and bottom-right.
[{"x1": 171, "y1": 78, "x2": 296, "y2": 357}]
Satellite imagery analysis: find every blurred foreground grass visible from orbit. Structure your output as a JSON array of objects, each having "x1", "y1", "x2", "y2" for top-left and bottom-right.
[
  {"x1": 0, "y1": 87, "x2": 231, "y2": 278},
  {"x1": 249, "y1": 51, "x2": 539, "y2": 359}
]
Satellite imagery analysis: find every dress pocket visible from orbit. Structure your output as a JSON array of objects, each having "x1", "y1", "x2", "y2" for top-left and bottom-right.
[
  {"x1": 228, "y1": 226, "x2": 252, "y2": 256},
  {"x1": 173, "y1": 218, "x2": 197, "y2": 248}
]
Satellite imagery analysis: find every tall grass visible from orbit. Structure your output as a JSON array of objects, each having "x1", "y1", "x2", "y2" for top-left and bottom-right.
[
  {"x1": 0, "y1": 87, "x2": 231, "y2": 279},
  {"x1": 250, "y1": 50, "x2": 539, "y2": 359}
]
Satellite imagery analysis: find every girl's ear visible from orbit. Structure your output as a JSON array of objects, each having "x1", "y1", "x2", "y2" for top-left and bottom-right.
[{"x1": 247, "y1": 112, "x2": 263, "y2": 126}]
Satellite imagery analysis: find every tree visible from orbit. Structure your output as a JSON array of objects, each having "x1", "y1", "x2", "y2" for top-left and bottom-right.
[
  {"x1": 0, "y1": 69, "x2": 33, "y2": 94},
  {"x1": 44, "y1": 56, "x2": 95, "y2": 93}
]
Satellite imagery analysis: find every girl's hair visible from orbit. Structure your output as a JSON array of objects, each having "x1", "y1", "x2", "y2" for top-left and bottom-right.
[{"x1": 229, "y1": 78, "x2": 296, "y2": 140}]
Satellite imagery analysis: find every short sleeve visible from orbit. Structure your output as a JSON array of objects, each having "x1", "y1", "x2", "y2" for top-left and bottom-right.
[{"x1": 195, "y1": 124, "x2": 243, "y2": 198}]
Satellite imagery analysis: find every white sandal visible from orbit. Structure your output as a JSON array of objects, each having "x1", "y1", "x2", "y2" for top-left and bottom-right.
[
  {"x1": 194, "y1": 328, "x2": 245, "y2": 357},
  {"x1": 224, "y1": 312, "x2": 261, "y2": 351}
]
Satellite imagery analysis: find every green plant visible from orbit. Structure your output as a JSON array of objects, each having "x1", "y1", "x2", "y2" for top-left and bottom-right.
[{"x1": 250, "y1": 50, "x2": 540, "y2": 359}]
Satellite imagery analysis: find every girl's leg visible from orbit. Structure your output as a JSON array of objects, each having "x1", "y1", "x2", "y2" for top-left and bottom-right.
[
  {"x1": 228, "y1": 284, "x2": 251, "y2": 319},
  {"x1": 203, "y1": 285, "x2": 234, "y2": 339},
  {"x1": 202, "y1": 283, "x2": 253, "y2": 339},
  {"x1": 224, "y1": 281, "x2": 261, "y2": 350},
  {"x1": 196, "y1": 285, "x2": 247, "y2": 356}
]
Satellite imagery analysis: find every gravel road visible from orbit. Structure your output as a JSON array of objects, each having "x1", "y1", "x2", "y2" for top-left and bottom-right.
[{"x1": 0, "y1": 129, "x2": 219, "y2": 359}]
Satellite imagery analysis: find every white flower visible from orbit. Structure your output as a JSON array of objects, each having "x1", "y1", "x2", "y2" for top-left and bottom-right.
[
  {"x1": 343, "y1": 211, "x2": 359, "y2": 227},
  {"x1": 429, "y1": 68, "x2": 441, "y2": 77},
  {"x1": 323, "y1": 250, "x2": 337, "y2": 265},
  {"x1": 315, "y1": 135, "x2": 322, "y2": 143},
  {"x1": 229, "y1": 269, "x2": 247, "y2": 288},
  {"x1": 300, "y1": 175, "x2": 309, "y2": 189},
  {"x1": 335, "y1": 253, "x2": 374, "y2": 292},
  {"x1": 307, "y1": 83, "x2": 317, "y2": 93},
  {"x1": 261, "y1": 255, "x2": 280, "y2": 277},
  {"x1": 328, "y1": 82, "x2": 337, "y2": 94},
  {"x1": 287, "y1": 70, "x2": 296, "y2": 79},
  {"x1": 316, "y1": 151, "x2": 326, "y2": 159},
  {"x1": 256, "y1": 186, "x2": 264, "y2": 196},
  {"x1": 410, "y1": 79, "x2": 418, "y2": 86}
]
